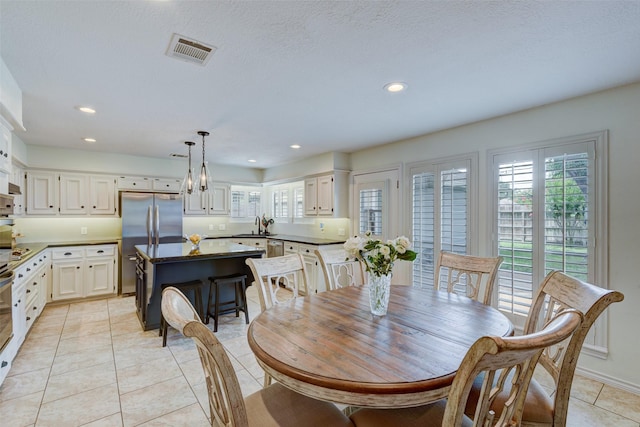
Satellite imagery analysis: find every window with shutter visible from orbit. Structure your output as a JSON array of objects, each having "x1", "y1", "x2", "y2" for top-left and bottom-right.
[{"x1": 490, "y1": 131, "x2": 608, "y2": 357}]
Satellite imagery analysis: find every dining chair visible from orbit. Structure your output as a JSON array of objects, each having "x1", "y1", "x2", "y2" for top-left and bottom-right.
[
  {"x1": 465, "y1": 270, "x2": 625, "y2": 426},
  {"x1": 349, "y1": 308, "x2": 583, "y2": 427},
  {"x1": 245, "y1": 253, "x2": 309, "y2": 312},
  {"x1": 161, "y1": 286, "x2": 355, "y2": 427},
  {"x1": 245, "y1": 253, "x2": 309, "y2": 387},
  {"x1": 434, "y1": 251, "x2": 503, "y2": 305},
  {"x1": 315, "y1": 246, "x2": 366, "y2": 290}
]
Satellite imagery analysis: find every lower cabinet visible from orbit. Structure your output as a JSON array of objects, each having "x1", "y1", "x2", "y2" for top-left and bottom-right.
[
  {"x1": 51, "y1": 244, "x2": 117, "y2": 301},
  {"x1": 2, "y1": 250, "x2": 50, "y2": 385}
]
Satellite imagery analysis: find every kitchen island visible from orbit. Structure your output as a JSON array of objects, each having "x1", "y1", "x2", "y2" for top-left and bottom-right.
[{"x1": 134, "y1": 240, "x2": 264, "y2": 331}]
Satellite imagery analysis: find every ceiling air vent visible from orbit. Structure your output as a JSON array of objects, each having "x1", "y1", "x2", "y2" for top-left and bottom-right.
[
  {"x1": 166, "y1": 33, "x2": 216, "y2": 66},
  {"x1": 170, "y1": 153, "x2": 188, "y2": 158}
]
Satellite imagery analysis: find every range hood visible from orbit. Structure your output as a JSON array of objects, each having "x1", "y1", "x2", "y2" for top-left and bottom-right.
[{"x1": 8, "y1": 182, "x2": 21, "y2": 195}]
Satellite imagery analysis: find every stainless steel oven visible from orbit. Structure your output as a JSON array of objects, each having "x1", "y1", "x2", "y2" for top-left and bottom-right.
[{"x1": 0, "y1": 270, "x2": 14, "y2": 353}]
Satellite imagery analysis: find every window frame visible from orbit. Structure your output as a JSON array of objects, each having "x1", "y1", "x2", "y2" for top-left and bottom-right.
[
  {"x1": 407, "y1": 153, "x2": 478, "y2": 289},
  {"x1": 487, "y1": 130, "x2": 609, "y2": 358}
]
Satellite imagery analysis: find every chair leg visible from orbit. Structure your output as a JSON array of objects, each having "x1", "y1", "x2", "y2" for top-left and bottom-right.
[
  {"x1": 241, "y1": 281, "x2": 249, "y2": 325},
  {"x1": 214, "y1": 281, "x2": 220, "y2": 332},
  {"x1": 161, "y1": 316, "x2": 168, "y2": 347}
]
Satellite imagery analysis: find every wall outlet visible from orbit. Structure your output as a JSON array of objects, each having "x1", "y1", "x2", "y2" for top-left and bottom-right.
[
  {"x1": 338, "y1": 228, "x2": 345, "y2": 236},
  {"x1": 80, "y1": 227, "x2": 87, "y2": 235},
  {"x1": 218, "y1": 224, "x2": 226, "y2": 231},
  {"x1": 209, "y1": 224, "x2": 214, "y2": 230}
]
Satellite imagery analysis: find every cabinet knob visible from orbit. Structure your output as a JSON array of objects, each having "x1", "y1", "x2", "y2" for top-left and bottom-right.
[
  {"x1": 26, "y1": 289, "x2": 31, "y2": 293},
  {"x1": 49, "y1": 205, "x2": 53, "y2": 208},
  {"x1": 26, "y1": 316, "x2": 31, "y2": 321},
  {"x1": 1, "y1": 361, "x2": 7, "y2": 368},
  {"x1": 26, "y1": 268, "x2": 31, "y2": 272},
  {"x1": 18, "y1": 274, "x2": 23, "y2": 278},
  {"x1": 33, "y1": 282, "x2": 37, "y2": 286},
  {"x1": 81, "y1": 205, "x2": 84, "y2": 208},
  {"x1": 64, "y1": 252, "x2": 72, "y2": 256},
  {"x1": 76, "y1": 266, "x2": 80, "y2": 269},
  {"x1": 93, "y1": 206, "x2": 97, "y2": 208},
  {"x1": 89, "y1": 265, "x2": 93, "y2": 268},
  {"x1": 97, "y1": 250, "x2": 104, "y2": 253}
]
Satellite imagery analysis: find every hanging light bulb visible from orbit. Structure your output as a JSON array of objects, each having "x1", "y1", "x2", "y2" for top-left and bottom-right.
[
  {"x1": 198, "y1": 130, "x2": 212, "y2": 192},
  {"x1": 180, "y1": 141, "x2": 196, "y2": 195}
]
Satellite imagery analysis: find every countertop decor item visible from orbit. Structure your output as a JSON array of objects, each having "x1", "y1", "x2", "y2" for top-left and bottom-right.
[
  {"x1": 186, "y1": 233, "x2": 207, "y2": 249},
  {"x1": 344, "y1": 231, "x2": 417, "y2": 315},
  {"x1": 261, "y1": 214, "x2": 274, "y2": 235}
]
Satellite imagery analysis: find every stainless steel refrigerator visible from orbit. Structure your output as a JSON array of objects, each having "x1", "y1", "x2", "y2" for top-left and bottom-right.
[{"x1": 120, "y1": 192, "x2": 183, "y2": 295}]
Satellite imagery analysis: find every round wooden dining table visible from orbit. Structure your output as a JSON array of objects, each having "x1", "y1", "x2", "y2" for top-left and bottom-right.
[{"x1": 247, "y1": 284, "x2": 513, "y2": 408}]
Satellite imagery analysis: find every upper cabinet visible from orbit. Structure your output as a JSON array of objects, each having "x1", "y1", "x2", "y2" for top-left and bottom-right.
[
  {"x1": 117, "y1": 176, "x2": 181, "y2": 193},
  {"x1": 26, "y1": 171, "x2": 117, "y2": 216},
  {"x1": 183, "y1": 183, "x2": 230, "y2": 216},
  {"x1": 304, "y1": 172, "x2": 348, "y2": 217}
]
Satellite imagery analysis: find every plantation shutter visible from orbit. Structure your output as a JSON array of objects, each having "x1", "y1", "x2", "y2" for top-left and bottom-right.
[
  {"x1": 492, "y1": 136, "x2": 602, "y2": 343},
  {"x1": 411, "y1": 159, "x2": 471, "y2": 289},
  {"x1": 359, "y1": 188, "x2": 383, "y2": 235}
]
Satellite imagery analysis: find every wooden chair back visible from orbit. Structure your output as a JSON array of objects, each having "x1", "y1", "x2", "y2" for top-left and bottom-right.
[
  {"x1": 522, "y1": 271, "x2": 624, "y2": 426},
  {"x1": 245, "y1": 254, "x2": 309, "y2": 312},
  {"x1": 434, "y1": 251, "x2": 503, "y2": 305},
  {"x1": 162, "y1": 287, "x2": 248, "y2": 426},
  {"x1": 444, "y1": 309, "x2": 583, "y2": 426},
  {"x1": 315, "y1": 246, "x2": 366, "y2": 290}
]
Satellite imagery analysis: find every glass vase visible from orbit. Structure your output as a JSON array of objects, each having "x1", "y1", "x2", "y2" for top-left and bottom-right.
[{"x1": 368, "y1": 273, "x2": 392, "y2": 316}]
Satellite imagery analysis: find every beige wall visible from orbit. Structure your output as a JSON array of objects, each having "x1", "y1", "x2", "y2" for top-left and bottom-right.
[{"x1": 350, "y1": 82, "x2": 640, "y2": 392}]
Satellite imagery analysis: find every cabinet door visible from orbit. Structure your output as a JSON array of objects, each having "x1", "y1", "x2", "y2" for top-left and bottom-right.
[
  {"x1": 152, "y1": 178, "x2": 182, "y2": 192},
  {"x1": 26, "y1": 171, "x2": 58, "y2": 215},
  {"x1": 183, "y1": 192, "x2": 208, "y2": 215},
  {"x1": 10, "y1": 164, "x2": 24, "y2": 215},
  {"x1": 0, "y1": 123, "x2": 10, "y2": 173},
  {"x1": 85, "y1": 258, "x2": 115, "y2": 296},
  {"x1": 59, "y1": 174, "x2": 87, "y2": 215},
  {"x1": 209, "y1": 184, "x2": 230, "y2": 215},
  {"x1": 52, "y1": 261, "x2": 84, "y2": 300},
  {"x1": 316, "y1": 175, "x2": 334, "y2": 216},
  {"x1": 89, "y1": 176, "x2": 117, "y2": 215},
  {"x1": 117, "y1": 176, "x2": 152, "y2": 191},
  {"x1": 304, "y1": 178, "x2": 317, "y2": 215}
]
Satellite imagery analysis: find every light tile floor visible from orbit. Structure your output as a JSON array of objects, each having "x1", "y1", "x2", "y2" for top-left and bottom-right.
[{"x1": 1, "y1": 286, "x2": 639, "y2": 426}]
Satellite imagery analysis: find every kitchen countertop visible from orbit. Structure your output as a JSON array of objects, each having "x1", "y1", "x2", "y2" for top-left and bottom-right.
[
  {"x1": 135, "y1": 241, "x2": 265, "y2": 263},
  {"x1": 10, "y1": 240, "x2": 119, "y2": 270},
  {"x1": 220, "y1": 234, "x2": 346, "y2": 245}
]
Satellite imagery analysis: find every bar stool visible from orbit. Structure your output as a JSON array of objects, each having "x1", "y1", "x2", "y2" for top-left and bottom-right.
[
  {"x1": 159, "y1": 279, "x2": 205, "y2": 347},
  {"x1": 206, "y1": 274, "x2": 249, "y2": 332}
]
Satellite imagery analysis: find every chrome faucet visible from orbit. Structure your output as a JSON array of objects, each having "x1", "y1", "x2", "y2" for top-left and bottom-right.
[{"x1": 255, "y1": 216, "x2": 262, "y2": 235}]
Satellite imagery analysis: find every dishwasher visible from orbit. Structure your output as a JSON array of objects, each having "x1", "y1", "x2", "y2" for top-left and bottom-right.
[{"x1": 266, "y1": 239, "x2": 284, "y2": 258}]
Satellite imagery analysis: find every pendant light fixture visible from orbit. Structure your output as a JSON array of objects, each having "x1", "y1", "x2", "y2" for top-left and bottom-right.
[
  {"x1": 197, "y1": 130, "x2": 212, "y2": 192},
  {"x1": 180, "y1": 141, "x2": 196, "y2": 195}
]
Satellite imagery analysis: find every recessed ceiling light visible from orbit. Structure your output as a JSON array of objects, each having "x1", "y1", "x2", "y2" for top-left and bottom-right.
[
  {"x1": 290, "y1": 144, "x2": 301, "y2": 149},
  {"x1": 77, "y1": 106, "x2": 96, "y2": 114},
  {"x1": 248, "y1": 159, "x2": 257, "y2": 163},
  {"x1": 83, "y1": 137, "x2": 96, "y2": 143},
  {"x1": 384, "y1": 82, "x2": 407, "y2": 93}
]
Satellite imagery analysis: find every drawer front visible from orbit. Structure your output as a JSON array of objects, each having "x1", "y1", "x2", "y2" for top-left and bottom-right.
[
  {"x1": 152, "y1": 178, "x2": 182, "y2": 192},
  {"x1": 85, "y1": 245, "x2": 115, "y2": 258},
  {"x1": 298, "y1": 244, "x2": 317, "y2": 257},
  {"x1": 52, "y1": 248, "x2": 84, "y2": 260},
  {"x1": 284, "y1": 242, "x2": 299, "y2": 254}
]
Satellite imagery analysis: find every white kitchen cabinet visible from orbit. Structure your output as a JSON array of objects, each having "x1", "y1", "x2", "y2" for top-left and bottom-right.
[
  {"x1": 10, "y1": 163, "x2": 24, "y2": 215},
  {"x1": 117, "y1": 176, "x2": 152, "y2": 191},
  {"x1": 51, "y1": 248, "x2": 84, "y2": 300},
  {"x1": 52, "y1": 245, "x2": 117, "y2": 301},
  {"x1": 26, "y1": 171, "x2": 118, "y2": 216},
  {"x1": 183, "y1": 183, "x2": 230, "y2": 216},
  {"x1": 152, "y1": 177, "x2": 182, "y2": 192},
  {"x1": 304, "y1": 172, "x2": 348, "y2": 217},
  {"x1": 230, "y1": 238, "x2": 267, "y2": 250},
  {"x1": 84, "y1": 245, "x2": 116, "y2": 297},
  {"x1": 59, "y1": 173, "x2": 88, "y2": 215},
  {"x1": 25, "y1": 170, "x2": 58, "y2": 215},
  {"x1": 0, "y1": 122, "x2": 10, "y2": 173},
  {"x1": 89, "y1": 176, "x2": 117, "y2": 215}
]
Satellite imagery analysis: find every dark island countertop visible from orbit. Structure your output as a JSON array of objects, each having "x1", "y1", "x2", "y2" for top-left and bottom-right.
[
  {"x1": 218, "y1": 234, "x2": 346, "y2": 245},
  {"x1": 135, "y1": 241, "x2": 265, "y2": 263}
]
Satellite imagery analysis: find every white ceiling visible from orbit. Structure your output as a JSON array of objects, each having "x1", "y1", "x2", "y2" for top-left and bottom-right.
[{"x1": 2, "y1": 1, "x2": 640, "y2": 169}]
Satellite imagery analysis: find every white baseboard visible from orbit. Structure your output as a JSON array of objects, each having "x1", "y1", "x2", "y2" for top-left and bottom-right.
[{"x1": 576, "y1": 366, "x2": 640, "y2": 396}]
